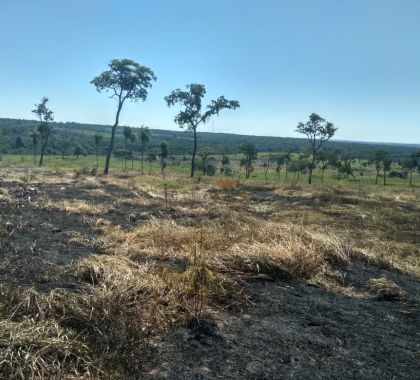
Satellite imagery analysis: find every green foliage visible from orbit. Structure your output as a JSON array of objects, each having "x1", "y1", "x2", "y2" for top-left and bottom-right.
[
  {"x1": 94, "y1": 132, "x2": 103, "y2": 146},
  {"x1": 1, "y1": 118, "x2": 418, "y2": 161},
  {"x1": 401, "y1": 152, "x2": 420, "y2": 185},
  {"x1": 73, "y1": 145, "x2": 86, "y2": 159},
  {"x1": 159, "y1": 142, "x2": 169, "y2": 173},
  {"x1": 91, "y1": 59, "x2": 156, "y2": 174},
  {"x1": 221, "y1": 155, "x2": 232, "y2": 175},
  {"x1": 371, "y1": 149, "x2": 389, "y2": 184},
  {"x1": 32, "y1": 97, "x2": 54, "y2": 167},
  {"x1": 139, "y1": 125, "x2": 151, "y2": 144},
  {"x1": 296, "y1": 113, "x2": 337, "y2": 184},
  {"x1": 91, "y1": 59, "x2": 156, "y2": 102},
  {"x1": 240, "y1": 143, "x2": 258, "y2": 179},
  {"x1": 165, "y1": 83, "x2": 239, "y2": 177}
]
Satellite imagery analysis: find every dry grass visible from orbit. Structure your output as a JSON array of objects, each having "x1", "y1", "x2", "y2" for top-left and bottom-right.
[
  {"x1": 215, "y1": 177, "x2": 236, "y2": 190},
  {"x1": 0, "y1": 318, "x2": 94, "y2": 380},
  {"x1": 0, "y1": 167, "x2": 418, "y2": 378},
  {"x1": 367, "y1": 277, "x2": 406, "y2": 301},
  {"x1": 57, "y1": 200, "x2": 114, "y2": 216}
]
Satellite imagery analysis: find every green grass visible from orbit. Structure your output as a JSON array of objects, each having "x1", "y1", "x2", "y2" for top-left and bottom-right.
[{"x1": 0, "y1": 153, "x2": 418, "y2": 187}]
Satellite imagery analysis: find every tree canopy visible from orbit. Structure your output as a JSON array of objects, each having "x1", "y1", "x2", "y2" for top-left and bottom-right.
[
  {"x1": 165, "y1": 83, "x2": 239, "y2": 177},
  {"x1": 91, "y1": 59, "x2": 156, "y2": 174},
  {"x1": 296, "y1": 113, "x2": 337, "y2": 184}
]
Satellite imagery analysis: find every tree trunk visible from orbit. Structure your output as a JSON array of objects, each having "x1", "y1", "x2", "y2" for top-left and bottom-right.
[
  {"x1": 383, "y1": 172, "x2": 386, "y2": 186},
  {"x1": 409, "y1": 170, "x2": 413, "y2": 185},
  {"x1": 190, "y1": 127, "x2": 197, "y2": 178},
  {"x1": 39, "y1": 139, "x2": 47, "y2": 167},
  {"x1": 104, "y1": 101, "x2": 123, "y2": 175},
  {"x1": 308, "y1": 155, "x2": 315, "y2": 185},
  {"x1": 375, "y1": 170, "x2": 379, "y2": 185},
  {"x1": 33, "y1": 145, "x2": 36, "y2": 165}
]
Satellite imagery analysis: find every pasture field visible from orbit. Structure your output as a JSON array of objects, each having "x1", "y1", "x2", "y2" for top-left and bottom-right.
[
  {"x1": 1, "y1": 153, "x2": 418, "y2": 187},
  {"x1": 0, "y1": 162, "x2": 419, "y2": 379}
]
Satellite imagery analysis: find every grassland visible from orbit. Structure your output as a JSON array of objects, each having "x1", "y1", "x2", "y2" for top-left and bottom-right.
[
  {"x1": 1, "y1": 153, "x2": 418, "y2": 187},
  {"x1": 0, "y1": 162, "x2": 419, "y2": 379}
]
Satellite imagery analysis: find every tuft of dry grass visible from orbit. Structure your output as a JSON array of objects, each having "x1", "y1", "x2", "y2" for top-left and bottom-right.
[
  {"x1": 215, "y1": 177, "x2": 236, "y2": 190},
  {"x1": 98, "y1": 214, "x2": 352, "y2": 286},
  {"x1": 0, "y1": 318, "x2": 95, "y2": 380},
  {"x1": 367, "y1": 277, "x2": 406, "y2": 301},
  {"x1": 57, "y1": 200, "x2": 115, "y2": 216}
]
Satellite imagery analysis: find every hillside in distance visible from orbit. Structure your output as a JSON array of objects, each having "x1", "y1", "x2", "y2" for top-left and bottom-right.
[{"x1": 0, "y1": 118, "x2": 418, "y2": 160}]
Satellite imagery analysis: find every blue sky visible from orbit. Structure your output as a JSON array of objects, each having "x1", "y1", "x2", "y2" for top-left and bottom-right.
[{"x1": 0, "y1": 0, "x2": 419, "y2": 143}]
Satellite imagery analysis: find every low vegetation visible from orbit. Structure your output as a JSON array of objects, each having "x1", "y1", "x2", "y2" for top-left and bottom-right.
[{"x1": 0, "y1": 163, "x2": 418, "y2": 378}]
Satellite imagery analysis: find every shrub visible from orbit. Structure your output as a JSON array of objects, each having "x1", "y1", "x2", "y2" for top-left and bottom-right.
[
  {"x1": 73, "y1": 165, "x2": 90, "y2": 178},
  {"x1": 215, "y1": 177, "x2": 236, "y2": 190}
]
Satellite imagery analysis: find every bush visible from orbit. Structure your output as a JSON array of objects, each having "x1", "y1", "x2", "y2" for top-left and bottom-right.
[
  {"x1": 196, "y1": 162, "x2": 216, "y2": 176},
  {"x1": 215, "y1": 178, "x2": 236, "y2": 190},
  {"x1": 73, "y1": 166, "x2": 90, "y2": 178}
]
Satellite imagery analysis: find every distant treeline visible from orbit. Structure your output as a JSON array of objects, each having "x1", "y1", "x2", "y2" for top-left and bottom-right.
[{"x1": 0, "y1": 117, "x2": 418, "y2": 160}]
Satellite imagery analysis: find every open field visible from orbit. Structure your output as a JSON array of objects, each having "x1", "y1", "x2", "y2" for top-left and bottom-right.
[
  {"x1": 0, "y1": 163, "x2": 419, "y2": 379},
  {"x1": 1, "y1": 153, "x2": 419, "y2": 187}
]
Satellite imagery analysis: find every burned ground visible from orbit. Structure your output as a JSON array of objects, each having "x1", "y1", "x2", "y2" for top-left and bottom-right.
[{"x1": 0, "y1": 165, "x2": 419, "y2": 379}]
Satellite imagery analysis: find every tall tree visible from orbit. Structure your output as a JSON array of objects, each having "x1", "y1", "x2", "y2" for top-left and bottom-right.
[
  {"x1": 165, "y1": 84, "x2": 239, "y2": 178},
  {"x1": 30, "y1": 131, "x2": 39, "y2": 165},
  {"x1": 296, "y1": 113, "x2": 337, "y2": 184},
  {"x1": 91, "y1": 59, "x2": 156, "y2": 175},
  {"x1": 32, "y1": 97, "x2": 54, "y2": 167},
  {"x1": 138, "y1": 125, "x2": 151, "y2": 174},
  {"x1": 94, "y1": 132, "x2": 103, "y2": 168},
  {"x1": 240, "y1": 144, "x2": 258, "y2": 179}
]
